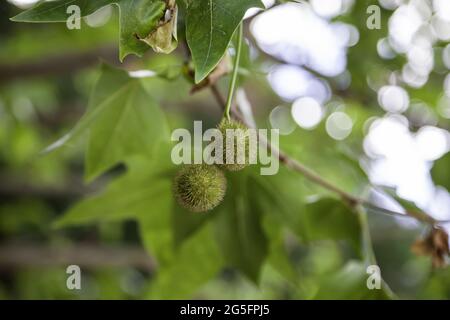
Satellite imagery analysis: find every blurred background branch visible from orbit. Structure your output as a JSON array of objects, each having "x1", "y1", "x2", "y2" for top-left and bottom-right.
[
  {"x1": 0, "y1": 45, "x2": 121, "y2": 84},
  {"x1": 0, "y1": 244, "x2": 155, "y2": 271}
]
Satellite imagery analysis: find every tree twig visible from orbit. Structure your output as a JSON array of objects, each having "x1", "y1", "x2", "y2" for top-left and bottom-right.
[
  {"x1": 209, "y1": 84, "x2": 447, "y2": 226},
  {"x1": 0, "y1": 173, "x2": 104, "y2": 201}
]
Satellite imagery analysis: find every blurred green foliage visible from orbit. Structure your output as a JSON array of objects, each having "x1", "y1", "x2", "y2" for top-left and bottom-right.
[{"x1": 0, "y1": 0, "x2": 449, "y2": 300}]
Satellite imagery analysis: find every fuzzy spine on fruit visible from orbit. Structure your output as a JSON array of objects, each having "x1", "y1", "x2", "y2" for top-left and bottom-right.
[
  {"x1": 173, "y1": 164, "x2": 226, "y2": 212},
  {"x1": 217, "y1": 118, "x2": 254, "y2": 171}
]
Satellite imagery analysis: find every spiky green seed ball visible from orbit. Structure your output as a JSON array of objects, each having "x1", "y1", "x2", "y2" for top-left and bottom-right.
[
  {"x1": 173, "y1": 164, "x2": 226, "y2": 212},
  {"x1": 218, "y1": 118, "x2": 253, "y2": 171}
]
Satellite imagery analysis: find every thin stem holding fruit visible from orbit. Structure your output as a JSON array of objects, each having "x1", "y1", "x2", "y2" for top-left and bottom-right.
[{"x1": 224, "y1": 23, "x2": 243, "y2": 120}]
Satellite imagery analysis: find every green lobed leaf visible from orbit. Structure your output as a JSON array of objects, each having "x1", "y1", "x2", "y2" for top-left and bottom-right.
[
  {"x1": 172, "y1": 202, "x2": 212, "y2": 247},
  {"x1": 54, "y1": 153, "x2": 172, "y2": 228},
  {"x1": 11, "y1": 0, "x2": 167, "y2": 60},
  {"x1": 245, "y1": 168, "x2": 300, "y2": 284},
  {"x1": 44, "y1": 64, "x2": 170, "y2": 182},
  {"x1": 313, "y1": 261, "x2": 392, "y2": 300},
  {"x1": 84, "y1": 65, "x2": 169, "y2": 182},
  {"x1": 213, "y1": 172, "x2": 268, "y2": 283},
  {"x1": 262, "y1": 213, "x2": 299, "y2": 285},
  {"x1": 146, "y1": 223, "x2": 223, "y2": 299},
  {"x1": 56, "y1": 148, "x2": 178, "y2": 272},
  {"x1": 249, "y1": 166, "x2": 311, "y2": 238},
  {"x1": 186, "y1": 0, "x2": 264, "y2": 83},
  {"x1": 138, "y1": 193, "x2": 175, "y2": 267},
  {"x1": 299, "y1": 197, "x2": 362, "y2": 252}
]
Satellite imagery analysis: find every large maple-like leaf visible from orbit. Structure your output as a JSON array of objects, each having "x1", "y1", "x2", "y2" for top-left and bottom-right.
[
  {"x1": 185, "y1": 0, "x2": 264, "y2": 83},
  {"x1": 11, "y1": 0, "x2": 167, "y2": 59}
]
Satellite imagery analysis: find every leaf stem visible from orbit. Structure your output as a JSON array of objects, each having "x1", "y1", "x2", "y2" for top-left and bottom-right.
[
  {"x1": 209, "y1": 84, "x2": 450, "y2": 226},
  {"x1": 356, "y1": 204, "x2": 398, "y2": 299},
  {"x1": 356, "y1": 204, "x2": 377, "y2": 265},
  {"x1": 224, "y1": 23, "x2": 243, "y2": 120}
]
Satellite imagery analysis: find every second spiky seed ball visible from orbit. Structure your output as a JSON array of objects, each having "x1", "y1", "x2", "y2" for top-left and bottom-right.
[{"x1": 217, "y1": 118, "x2": 253, "y2": 171}]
